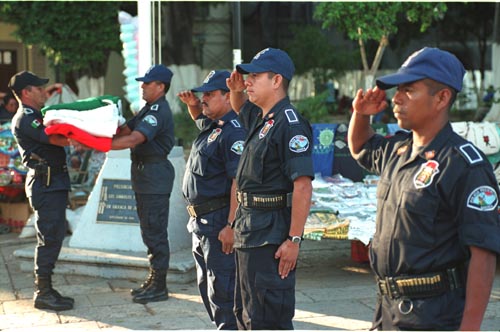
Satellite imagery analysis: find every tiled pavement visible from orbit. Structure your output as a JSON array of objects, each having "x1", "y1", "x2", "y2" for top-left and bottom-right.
[{"x1": 1, "y1": 232, "x2": 499, "y2": 331}]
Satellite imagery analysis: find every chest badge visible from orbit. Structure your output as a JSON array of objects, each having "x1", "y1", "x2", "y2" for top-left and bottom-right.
[
  {"x1": 259, "y1": 119, "x2": 274, "y2": 139},
  {"x1": 413, "y1": 160, "x2": 439, "y2": 189},
  {"x1": 208, "y1": 128, "x2": 222, "y2": 143}
]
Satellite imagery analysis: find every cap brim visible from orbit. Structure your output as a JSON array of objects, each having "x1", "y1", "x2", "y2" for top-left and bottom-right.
[
  {"x1": 236, "y1": 63, "x2": 268, "y2": 75},
  {"x1": 376, "y1": 72, "x2": 425, "y2": 90},
  {"x1": 135, "y1": 77, "x2": 153, "y2": 83},
  {"x1": 191, "y1": 84, "x2": 229, "y2": 93}
]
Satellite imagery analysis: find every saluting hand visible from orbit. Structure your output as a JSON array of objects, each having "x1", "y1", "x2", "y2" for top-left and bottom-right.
[
  {"x1": 177, "y1": 91, "x2": 200, "y2": 108},
  {"x1": 226, "y1": 70, "x2": 246, "y2": 92},
  {"x1": 352, "y1": 86, "x2": 388, "y2": 116}
]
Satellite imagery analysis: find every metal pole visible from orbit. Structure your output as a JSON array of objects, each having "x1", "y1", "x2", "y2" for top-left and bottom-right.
[
  {"x1": 232, "y1": 2, "x2": 242, "y2": 69},
  {"x1": 137, "y1": 0, "x2": 152, "y2": 108}
]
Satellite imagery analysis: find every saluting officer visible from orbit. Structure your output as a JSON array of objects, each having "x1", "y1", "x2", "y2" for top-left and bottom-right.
[
  {"x1": 111, "y1": 64, "x2": 175, "y2": 304},
  {"x1": 226, "y1": 48, "x2": 314, "y2": 330},
  {"x1": 9, "y1": 71, "x2": 74, "y2": 311},
  {"x1": 178, "y1": 70, "x2": 246, "y2": 330},
  {"x1": 348, "y1": 47, "x2": 500, "y2": 330}
]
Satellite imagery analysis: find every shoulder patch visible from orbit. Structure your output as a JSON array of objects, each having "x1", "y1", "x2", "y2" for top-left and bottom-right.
[
  {"x1": 284, "y1": 109, "x2": 299, "y2": 125},
  {"x1": 289, "y1": 135, "x2": 309, "y2": 153},
  {"x1": 456, "y1": 143, "x2": 483, "y2": 165},
  {"x1": 230, "y1": 119, "x2": 241, "y2": 128},
  {"x1": 231, "y1": 140, "x2": 244, "y2": 155},
  {"x1": 31, "y1": 119, "x2": 41, "y2": 129},
  {"x1": 143, "y1": 115, "x2": 158, "y2": 127},
  {"x1": 467, "y1": 185, "x2": 498, "y2": 211},
  {"x1": 150, "y1": 104, "x2": 159, "y2": 111}
]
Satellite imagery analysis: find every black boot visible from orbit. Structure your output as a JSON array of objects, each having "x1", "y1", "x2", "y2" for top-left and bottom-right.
[
  {"x1": 132, "y1": 269, "x2": 168, "y2": 304},
  {"x1": 130, "y1": 268, "x2": 154, "y2": 295},
  {"x1": 34, "y1": 275, "x2": 74, "y2": 311}
]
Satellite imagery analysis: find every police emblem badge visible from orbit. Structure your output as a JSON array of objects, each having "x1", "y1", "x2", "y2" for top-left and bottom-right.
[
  {"x1": 259, "y1": 119, "x2": 274, "y2": 139},
  {"x1": 208, "y1": 128, "x2": 222, "y2": 143},
  {"x1": 414, "y1": 160, "x2": 439, "y2": 189},
  {"x1": 289, "y1": 135, "x2": 309, "y2": 153},
  {"x1": 467, "y1": 186, "x2": 498, "y2": 211}
]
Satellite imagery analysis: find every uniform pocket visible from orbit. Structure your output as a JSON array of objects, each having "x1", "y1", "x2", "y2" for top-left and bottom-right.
[
  {"x1": 190, "y1": 150, "x2": 209, "y2": 176},
  {"x1": 254, "y1": 271, "x2": 295, "y2": 325},
  {"x1": 395, "y1": 190, "x2": 438, "y2": 246}
]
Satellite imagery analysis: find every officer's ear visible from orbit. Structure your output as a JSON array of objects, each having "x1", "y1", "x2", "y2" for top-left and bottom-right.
[{"x1": 271, "y1": 73, "x2": 283, "y2": 89}]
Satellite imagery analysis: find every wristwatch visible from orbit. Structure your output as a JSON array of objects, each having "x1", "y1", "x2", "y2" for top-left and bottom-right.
[{"x1": 287, "y1": 235, "x2": 303, "y2": 244}]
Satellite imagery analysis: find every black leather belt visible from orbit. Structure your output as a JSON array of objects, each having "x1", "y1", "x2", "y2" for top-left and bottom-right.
[
  {"x1": 236, "y1": 191, "x2": 292, "y2": 209},
  {"x1": 376, "y1": 266, "x2": 465, "y2": 299},
  {"x1": 131, "y1": 155, "x2": 167, "y2": 163},
  {"x1": 186, "y1": 196, "x2": 229, "y2": 218}
]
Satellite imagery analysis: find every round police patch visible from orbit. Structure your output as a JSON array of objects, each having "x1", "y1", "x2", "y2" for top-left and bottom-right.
[
  {"x1": 289, "y1": 135, "x2": 309, "y2": 153},
  {"x1": 143, "y1": 115, "x2": 158, "y2": 126},
  {"x1": 231, "y1": 140, "x2": 244, "y2": 155},
  {"x1": 466, "y1": 185, "x2": 498, "y2": 211}
]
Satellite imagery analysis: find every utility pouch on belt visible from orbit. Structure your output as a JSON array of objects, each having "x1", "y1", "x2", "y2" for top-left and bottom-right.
[{"x1": 34, "y1": 163, "x2": 50, "y2": 187}]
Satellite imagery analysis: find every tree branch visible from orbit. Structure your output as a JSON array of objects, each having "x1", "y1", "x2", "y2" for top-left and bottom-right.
[
  {"x1": 370, "y1": 35, "x2": 389, "y2": 75},
  {"x1": 358, "y1": 27, "x2": 369, "y2": 71}
]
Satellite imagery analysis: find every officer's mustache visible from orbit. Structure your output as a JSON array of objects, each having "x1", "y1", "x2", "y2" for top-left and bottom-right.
[{"x1": 201, "y1": 102, "x2": 208, "y2": 107}]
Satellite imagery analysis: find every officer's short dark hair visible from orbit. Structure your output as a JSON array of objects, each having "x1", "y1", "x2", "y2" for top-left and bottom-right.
[{"x1": 267, "y1": 72, "x2": 290, "y2": 92}]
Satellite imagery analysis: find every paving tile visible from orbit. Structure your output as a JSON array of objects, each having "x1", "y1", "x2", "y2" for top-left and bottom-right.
[{"x1": 0, "y1": 311, "x2": 60, "y2": 330}]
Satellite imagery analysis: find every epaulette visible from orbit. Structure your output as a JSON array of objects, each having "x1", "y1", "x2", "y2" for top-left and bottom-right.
[
  {"x1": 456, "y1": 143, "x2": 484, "y2": 165},
  {"x1": 284, "y1": 109, "x2": 300, "y2": 126},
  {"x1": 24, "y1": 107, "x2": 34, "y2": 115},
  {"x1": 230, "y1": 119, "x2": 241, "y2": 128},
  {"x1": 150, "y1": 104, "x2": 159, "y2": 111}
]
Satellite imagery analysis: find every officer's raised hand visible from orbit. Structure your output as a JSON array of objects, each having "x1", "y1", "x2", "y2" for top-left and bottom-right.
[
  {"x1": 352, "y1": 86, "x2": 387, "y2": 116},
  {"x1": 177, "y1": 90, "x2": 202, "y2": 120}
]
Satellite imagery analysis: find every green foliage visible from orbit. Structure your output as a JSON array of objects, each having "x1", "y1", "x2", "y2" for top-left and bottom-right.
[
  {"x1": 0, "y1": 1, "x2": 121, "y2": 77},
  {"x1": 173, "y1": 102, "x2": 198, "y2": 149},
  {"x1": 295, "y1": 90, "x2": 332, "y2": 124},
  {"x1": 286, "y1": 25, "x2": 356, "y2": 92},
  {"x1": 314, "y1": 2, "x2": 447, "y2": 42}
]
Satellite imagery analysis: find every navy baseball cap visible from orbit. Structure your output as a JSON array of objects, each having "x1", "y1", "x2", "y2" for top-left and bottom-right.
[
  {"x1": 191, "y1": 70, "x2": 230, "y2": 92},
  {"x1": 376, "y1": 47, "x2": 466, "y2": 92},
  {"x1": 236, "y1": 47, "x2": 295, "y2": 81},
  {"x1": 136, "y1": 64, "x2": 173, "y2": 84},
  {"x1": 8, "y1": 71, "x2": 49, "y2": 92}
]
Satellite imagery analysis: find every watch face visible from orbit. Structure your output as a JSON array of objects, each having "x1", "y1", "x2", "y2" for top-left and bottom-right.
[{"x1": 291, "y1": 236, "x2": 301, "y2": 243}]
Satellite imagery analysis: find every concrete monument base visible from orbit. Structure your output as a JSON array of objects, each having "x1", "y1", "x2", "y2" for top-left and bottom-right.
[{"x1": 15, "y1": 146, "x2": 195, "y2": 283}]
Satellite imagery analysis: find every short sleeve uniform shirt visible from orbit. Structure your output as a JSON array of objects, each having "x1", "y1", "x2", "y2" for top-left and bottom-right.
[
  {"x1": 356, "y1": 123, "x2": 500, "y2": 278},
  {"x1": 234, "y1": 97, "x2": 314, "y2": 248}
]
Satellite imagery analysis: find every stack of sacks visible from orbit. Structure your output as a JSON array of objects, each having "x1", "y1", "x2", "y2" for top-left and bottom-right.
[{"x1": 42, "y1": 95, "x2": 125, "y2": 152}]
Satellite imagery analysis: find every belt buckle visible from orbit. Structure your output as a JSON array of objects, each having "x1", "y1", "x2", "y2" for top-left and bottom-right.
[
  {"x1": 386, "y1": 277, "x2": 400, "y2": 299},
  {"x1": 187, "y1": 205, "x2": 197, "y2": 218}
]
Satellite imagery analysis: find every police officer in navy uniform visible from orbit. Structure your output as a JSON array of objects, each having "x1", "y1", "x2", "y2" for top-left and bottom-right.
[
  {"x1": 227, "y1": 48, "x2": 314, "y2": 330},
  {"x1": 111, "y1": 64, "x2": 175, "y2": 304},
  {"x1": 178, "y1": 70, "x2": 246, "y2": 329},
  {"x1": 9, "y1": 71, "x2": 74, "y2": 311},
  {"x1": 348, "y1": 47, "x2": 500, "y2": 330}
]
